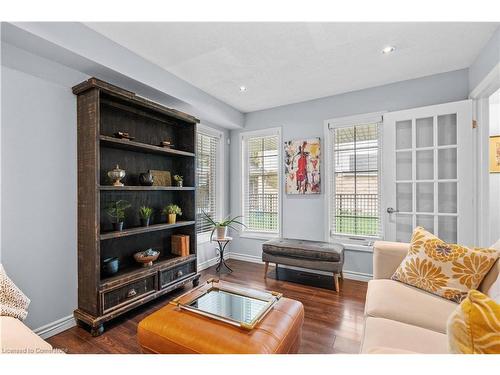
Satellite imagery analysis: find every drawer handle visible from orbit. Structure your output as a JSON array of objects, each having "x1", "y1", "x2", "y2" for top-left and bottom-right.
[
  {"x1": 127, "y1": 288, "x2": 137, "y2": 298},
  {"x1": 176, "y1": 270, "x2": 184, "y2": 278}
]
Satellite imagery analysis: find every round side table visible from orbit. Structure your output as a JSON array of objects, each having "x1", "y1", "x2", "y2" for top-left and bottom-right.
[{"x1": 213, "y1": 237, "x2": 233, "y2": 274}]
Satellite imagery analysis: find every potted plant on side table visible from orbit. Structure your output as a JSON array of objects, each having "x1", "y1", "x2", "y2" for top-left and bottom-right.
[
  {"x1": 139, "y1": 206, "x2": 153, "y2": 227},
  {"x1": 202, "y1": 211, "x2": 246, "y2": 240},
  {"x1": 163, "y1": 204, "x2": 182, "y2": 224},
  {"x1": 106, "y1": 200, "x2": 131, "y2": 231}
]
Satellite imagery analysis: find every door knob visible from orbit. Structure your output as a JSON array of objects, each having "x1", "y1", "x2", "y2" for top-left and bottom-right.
[{"x1": 386, "y1": 207, "x2": 399, "y2": 214}]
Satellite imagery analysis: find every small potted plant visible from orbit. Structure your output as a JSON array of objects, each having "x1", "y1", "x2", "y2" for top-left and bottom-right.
[
  {"x1": 139, "y1": 206, "x2": 153, "y2": 227},
  {"x1": 202, "y1": 211, "x2": 247, "y2": 240},
  {"x1": 163, "y1": 204, "x2": 182, "y2": 224},
  {"x1": 173, "y1": 175, "x2": 183, "y2": 187},
  {"x1": 106, "y1": 200, "x2": 131, "y2": 231}
]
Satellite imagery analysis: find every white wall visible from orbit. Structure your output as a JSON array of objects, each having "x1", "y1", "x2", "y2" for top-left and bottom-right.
[
  {"x1": 228, "y1": 69, "x2": 470, "y2": 278},
  {"x1": 489, "y1": 89, "x2": 500, "y2": 244}
]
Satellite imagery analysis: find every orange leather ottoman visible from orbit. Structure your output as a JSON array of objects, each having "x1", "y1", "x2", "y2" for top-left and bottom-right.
[{"x1": 137, "y1": 281, "x2": 304, "y2": 354}]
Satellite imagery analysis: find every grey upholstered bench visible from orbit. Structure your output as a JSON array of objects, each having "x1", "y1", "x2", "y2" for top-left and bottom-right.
[{"x1": 262, "y1": 238, "x2": 345, "y2": 292}]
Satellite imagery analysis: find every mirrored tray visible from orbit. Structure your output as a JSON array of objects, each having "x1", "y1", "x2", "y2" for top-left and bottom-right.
[{"x1": 170, "y1": 279, "x2": 282, "y2": 330}]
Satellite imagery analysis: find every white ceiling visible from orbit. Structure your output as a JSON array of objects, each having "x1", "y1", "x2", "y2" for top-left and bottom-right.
[{"x1": 86, "y1": 22, "x2": 498, "y2": 113}]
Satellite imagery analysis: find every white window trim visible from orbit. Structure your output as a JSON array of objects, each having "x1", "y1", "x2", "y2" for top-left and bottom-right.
[
  {"x1": 197, "y1": 123, "x2": 225, "y2": 244},
  {"x1": 323, "y1": 112, "x2": 385, "y2": 250},
  {"x1": 240, "y1": 127, "x2": 282, "y2": 239}
]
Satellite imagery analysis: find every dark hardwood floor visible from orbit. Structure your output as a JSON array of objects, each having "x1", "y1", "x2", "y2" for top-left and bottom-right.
[{"x1": 47, "y1": 260, "x2": 367, "y2": 354}]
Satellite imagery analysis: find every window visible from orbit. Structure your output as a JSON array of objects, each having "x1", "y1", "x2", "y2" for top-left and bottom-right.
[
  {"x1": 196, "y1": 126, "x2": 223, "y2": 238},
  {"x1": 328, "y1": 120, "x2": 381, "y2": 239},
  {"x1": 241, "y1": 128, "x2": 281, "y2": 235}
]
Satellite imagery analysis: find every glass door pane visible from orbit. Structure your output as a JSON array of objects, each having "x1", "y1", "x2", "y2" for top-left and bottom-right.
[
  {"x1": 438, "y1": 114, "x2": 457, "y2": 146},
  {"x1": 416, "y1": 117, "x2": 433, "y2": 148},
  {"x1": 396, "y1": 152, "x2": 412, "y2": 180},
  {"x1": 396, "y1": 120, "x2": 412, "y2": 149}
]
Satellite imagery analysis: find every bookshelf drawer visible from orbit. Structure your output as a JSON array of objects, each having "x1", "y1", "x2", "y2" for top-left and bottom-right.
[
  {"x1": 102, "y1": 274, "x2": 156, "y2": 314},
  {"x1": 160, "y1": 260, "x2": 196, "y2": 289}
]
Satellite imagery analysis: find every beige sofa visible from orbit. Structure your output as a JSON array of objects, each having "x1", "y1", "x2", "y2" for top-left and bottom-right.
[
  {"x1": 360, "y1": 241, "x2": 500, "y2": 354},
  {"x1": 0, "y1": 316, "x2": 54, "y2": 354}
]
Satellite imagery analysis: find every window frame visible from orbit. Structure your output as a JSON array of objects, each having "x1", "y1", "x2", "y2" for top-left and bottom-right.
[
  {"x1": 196, "y1": 124, "x2": 225, "y2": 244},
  {"x1": 240, "y1": 127, "x2": 282, "y2": 240},
  {"x1": 324, "y1": 112, "x2": 385, "y2": 250}
]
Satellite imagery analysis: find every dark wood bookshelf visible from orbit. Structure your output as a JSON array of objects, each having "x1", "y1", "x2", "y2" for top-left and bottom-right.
[{"x1": 74, "y1": 78, "x2": 200, "y2": 336}]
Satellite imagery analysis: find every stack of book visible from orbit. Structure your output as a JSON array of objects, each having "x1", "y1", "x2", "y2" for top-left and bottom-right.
[{"x1": 171, "y1": 234, "x2": 190, "y2": 257}]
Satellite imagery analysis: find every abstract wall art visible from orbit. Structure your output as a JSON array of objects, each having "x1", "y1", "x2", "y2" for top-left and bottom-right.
[
  {"x1": 490, "y1": 135, "x2": 500, "y2": 173},
  {"x1": 284, "y1": 138, "x2": 321, "y2": 194}
]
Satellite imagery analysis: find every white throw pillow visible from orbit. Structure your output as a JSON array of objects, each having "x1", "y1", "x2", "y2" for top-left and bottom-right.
[{"x1": 0, "y1": 264, "x2": 30, "y2": 320}]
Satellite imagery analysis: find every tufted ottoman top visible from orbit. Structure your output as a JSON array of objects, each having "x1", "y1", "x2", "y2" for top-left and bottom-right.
[{"x1": 262, "y1": 238, "x2": 344, "y2": 262}]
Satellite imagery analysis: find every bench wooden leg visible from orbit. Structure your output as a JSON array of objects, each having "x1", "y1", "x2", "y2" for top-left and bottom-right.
[
  {"x1": 264, "y1": 261, "x2": 269, "y2": 279},
  {"x1": 334, "y1": 274, "x2": 340, "y2": 293}
]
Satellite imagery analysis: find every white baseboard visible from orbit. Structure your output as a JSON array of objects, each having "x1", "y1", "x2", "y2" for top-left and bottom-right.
[
  {"x1": 33, "y1": 315, "x2": 76, "y2": 340},
  {"x1": 342, "y1": 270, "x2": 372, "y2": 282},
  {"x1": 228, "y1": 252, "x2": 263, "y2": 264},
  {"x1": 228, "y1": 251, "x2": 372, "y2": 282},
  {"x1": 197, "y1": 256, "x2": 220, "y2": 271}
]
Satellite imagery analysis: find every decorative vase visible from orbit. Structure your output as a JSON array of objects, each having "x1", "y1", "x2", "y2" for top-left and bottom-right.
[
  {"x1": 216, "y1": 226, "x2": 228, "y2": 239},
  {"x1": 176, "y1": 180, "x2": 183, "y2": 187},
  {"x1": 107, "y1": 165, "x2": 126, "y2": 187},
  {"x1": 140, "y1": 218, "x2": 150, "y2": 227},
  {"x1": 113, "y1": 222, "x2": 124, "y2": 231},
  {"x1": 168, "y1": 214, "x2": 177, "y2": 224},
  {"x1": 139, "y1": 171, "x2": 154, "y2": 186},
  {"x1": 102, "y1": 257, "x2": 119, "y2": 276}
]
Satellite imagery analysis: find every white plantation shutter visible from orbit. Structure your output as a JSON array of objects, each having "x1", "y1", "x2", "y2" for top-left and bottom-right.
[
  {"x1": 329, "y1": 122, "x2": 381, "y2": 238},
  {"x1": 242, "y1": 131, "x2": 280, "y2": 233},
  {"x1": 196, "y1": 131, "x2": 219, "y2": 235}
]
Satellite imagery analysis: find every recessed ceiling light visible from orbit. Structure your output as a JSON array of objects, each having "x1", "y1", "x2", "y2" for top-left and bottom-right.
[
  {"x1": 239, "y1": 86, "x2": 247, "y2": 92},
  {"x1": 382, "y1": 46, "x2": 396, "y2": 54}
]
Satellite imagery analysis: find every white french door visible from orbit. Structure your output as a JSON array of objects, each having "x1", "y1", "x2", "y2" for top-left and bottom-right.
[{"x1": 382, "y1": 100, "x2": 474, "y2": 246}]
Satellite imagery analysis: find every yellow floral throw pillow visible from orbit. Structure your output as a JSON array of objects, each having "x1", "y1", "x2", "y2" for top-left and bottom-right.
[
  {"x1": 391, "y1": 227, "x2": 499, "y2": 303},
  {"x1": 447, "y1": 290, "x2": 500, "y2": 353}
]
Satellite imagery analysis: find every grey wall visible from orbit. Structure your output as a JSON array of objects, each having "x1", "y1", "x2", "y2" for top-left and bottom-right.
[
  {"x1": 1, "y1": 66, "x2": 79, "y2": 329},
  {"x1": 469, "y1": 26, "x2": 500, "y2": 92},
  {"x1": 228, "y1": 69, "x2": 470, "y2": 277}
]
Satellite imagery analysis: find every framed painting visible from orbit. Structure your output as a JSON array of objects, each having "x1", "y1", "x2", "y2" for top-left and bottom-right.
[
  {"x1": 284, "y1": 138, "x2": 321, "y2": 194},
  {"x1": 490, "y1": 135, "x2": 500, "y2": 173}
]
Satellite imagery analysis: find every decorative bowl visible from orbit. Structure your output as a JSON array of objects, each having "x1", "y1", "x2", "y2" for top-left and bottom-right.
[{"x1": 133, "y1": 249, "x2": 160, "y2": 267}]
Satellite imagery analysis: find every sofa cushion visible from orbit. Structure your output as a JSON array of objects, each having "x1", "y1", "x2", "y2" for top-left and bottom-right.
[
  {"x1": 365, "y1": 279, "x2": 458, "y2": 334},
  {"x1": 447, "y1": 290, "x2": 500, "y2": 354},
  {"x1": 364, "y1": 347, "x2": 419, "y2": 354},
  {"x1": 391, "y1": 227, "x2": 499, "y2": 303},
  {"x1": 479, "y1": 238, "x2": 500, "y2": 295},
  {"x1": 361, "y1": 317, "x2": 448, "y2": 354},
  {"x1": 262, "y1": 238, "x2": 343, "y2": 262},
  {"x1": 0, "y1": 316, "x2": 53, "y2": 354}
]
